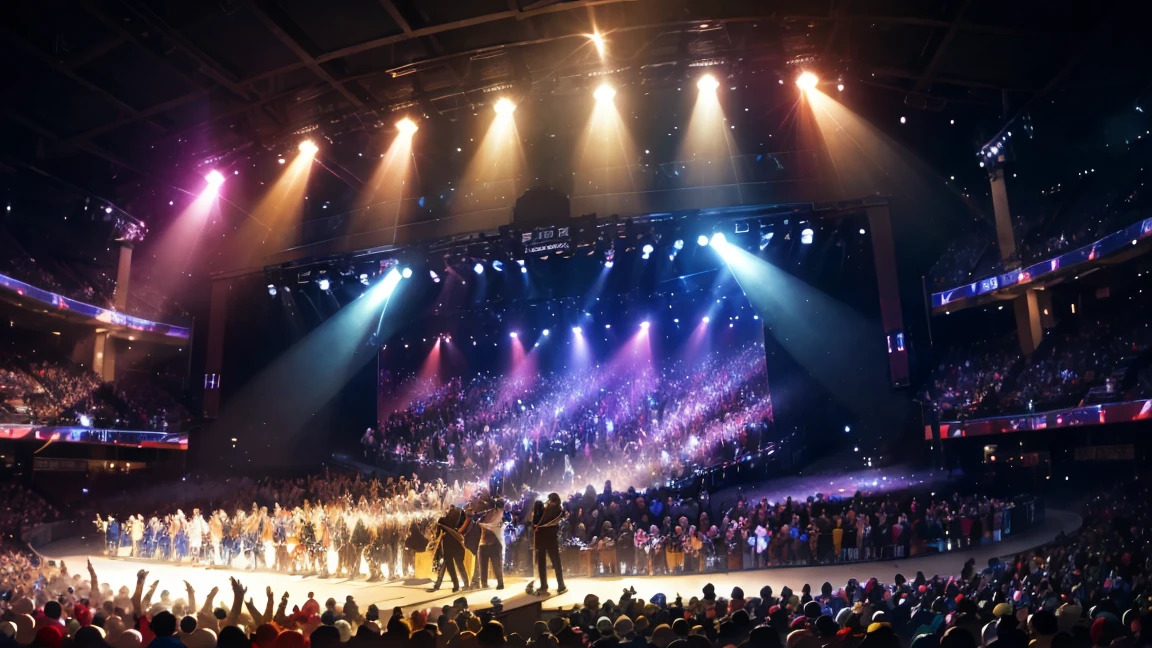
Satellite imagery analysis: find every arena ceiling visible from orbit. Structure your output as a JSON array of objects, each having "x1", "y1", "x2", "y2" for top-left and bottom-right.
[{"x1": 1, "y1": 0, "x2": 1144, "y2": 197}]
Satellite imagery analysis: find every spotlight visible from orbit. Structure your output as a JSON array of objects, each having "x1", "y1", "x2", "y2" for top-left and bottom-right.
[
  {"x1": 605, "y1": 324, "x2": 611, "y2": 329},
  {"x1": 859, "y1": 228, "x2": 866, "y2": 235},
  {"x1": 359, "y1": 273, "x2": 370, "y2": 286},
  {"x1": 542, "y1": 329, "x2": 550, "y2": 337},
  {"x1": 317, "y1": 278, "x2": 331, "y2": 291},
  {"x1": 104, "y1": 206, "x2": 114, "y2": 214},
  {"x1": 589, "y1": 32, "x2": 605, "y2": 55},
  {"x1": 572, "y1": 326, "x2": 582, "y2": 335},
  {"x1": 604, "y1": 260, "x2": 614, "y2": 268},
  {"x1": 492, "y1": 260, "x2": 504, "y2": 272},
  {"x1": 796, "y1": 71, "x2": 818, "y2": 90},
  {"x1": 401, "y1": 267, "x2": 412, "y2": 279},
  {"x1": 702, "y1": 316, "x2": 710, "y2": 324},
  {"x1": 710, "y1": 232, "x2": 727, "y2": 247},
  {"x1": 299, "y1": 139, "x2": 319, "y2": 155},
  {"x1": 429, "y1": 270, "x2": 440, "y2": 283},
  {"x1": 267, "y1": 284, "x2": 277, "y2": 297},
  {"x1": 640, "y1": 321, "x2": 650, "y2": 330},
  {"x1": 801, "y1": 228, "x2": 814, "y2": 245},
  {"x1": 837, "y1": 83, "x2": 844, "y2": 92},
  {"x1": 520, "y1": 265, "x2": 527, "y2": 274},
  {"x1": 396, "y1": 117, "x2": 418, "y2": 135},
  {"x1": 494, "y1": 97, "x2": 516, "y2": 116},
  {"x1": 642, "y1": 244, "x2": 654, "y2": 255},
  {"x1": 205, "y1": 170, "x2": 225, "y2": 188},
  {"x1": 697, "y1": 75, "x2": 720, "y2": 92},
  {"x1": 697, "y1": 234, "x2": 710, "y2": 247},
  {"x1": 510, "y1": 332, "x2": 518, "y2": 339},
  {"x1": 473, "y1": 262, "x2": 485, "y2": 275},
  {"x1": 673, "y1": 239, "x2": 684, "y2": 250},
  {"x1": 593, "y1": 84, "x2": 616, "y2": 102}
]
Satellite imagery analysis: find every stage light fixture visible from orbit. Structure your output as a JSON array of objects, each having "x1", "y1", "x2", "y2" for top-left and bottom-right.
[
  {"x1": 710, "y1": 232, "x2": 727, "y2": 247},
  {"x1": 796, "y1": 71, "x2": 818, "y2": 90},
  {"x1": 640, "y1": 321, "x2": 650, "y2": 330},
  {"x1": 473, "y1": 262, "x2": 485, "y2": 275},
  {"x1": 801, "y1": 228, "x2": 814, "y2": 245},
  {"x1": 572, "y1": 326, "x2": 582, "y2": 335},
  {"x1": 697, "y1": 234, "x2": 710, "y2": 247},
  {"x1": 299, "y1": 139, "x2": 319, "y2": 155},
  {"x1": 494, "y1": 98, "x2": 516, "y2": 116},
  {"x1": 317, "y1": 278, "x2": 331, "y2": 291},
  {"x1": 520, "y1": 265, "x2": 527, "y2": 274},
  {"x1": 492, "y1": 260, "x2": 504, "y2": 272},
  {"x1": 542, "y1": 329, "x2": 550, "y2": 336},
  {"x1": 205, "y1": 170, "x2": 225, "y2": 188},
  {"x1": 605, "y1": 324, "x2": 611, "y2": 329},
  {"x1": 396, "y1": 117, "x2": 418, "y2": 135},
  {"x1": 759, "y1": 232, "x2": 774, "y2": 250},
  {"x1": 359, "y1": 273, "x2": 370, "y2": 286},
  {"x1": 267, "y1": 284, "x2": 277, "y2": 297},
  {"x1": 642, "y1": 244, "x2": 655, "y2": 255},
  {"x1": 509, "y1": 332, "x2": 518, "y2": 339},
  {"x1": 604, "y1": 260, "x2": 614, "y2": 268},
  {"x1": 859, "y1": 228, "x2": 866, "y2": 235},
  {"x1": 594, "y1": 84, "x2": 616, "y2": 102},
  {"x1": 702, "y1": 316, "x2": 710, "y2": 324},
  {"x1": 429, "y1": 270, "x2": 440, "y2": 283},
  {"x1": 673, "y1": 239, "x2": 684, "y2": 250},
  {"x1": 697, "y1": 74, "x2": 720, "y2": 92},
  {"x1": 401, "y1": 267, "x2": 413, "y2": 279}
]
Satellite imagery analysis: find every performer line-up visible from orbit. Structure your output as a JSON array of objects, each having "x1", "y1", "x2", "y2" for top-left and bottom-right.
[{"x1": 93, "y1": 486, "x2": 566, "y2": 597}]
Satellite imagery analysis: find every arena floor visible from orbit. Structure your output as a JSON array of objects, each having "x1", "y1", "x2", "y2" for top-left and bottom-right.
[{"x1": 37, "y1": 509, "x2": 1079, "y2": 618}]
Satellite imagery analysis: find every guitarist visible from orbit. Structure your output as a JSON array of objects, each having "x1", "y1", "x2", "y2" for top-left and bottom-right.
[{"x1": 533, "y1": 493, "x2": 567, "y2": 596}]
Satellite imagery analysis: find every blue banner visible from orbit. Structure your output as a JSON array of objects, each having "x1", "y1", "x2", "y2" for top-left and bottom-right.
[
  {"x1": 0, "y1": 272, "x2": 190, "y2": 340},
  {"x1": 932, "y1": 217, "x2": 1152, "y2": 309}
]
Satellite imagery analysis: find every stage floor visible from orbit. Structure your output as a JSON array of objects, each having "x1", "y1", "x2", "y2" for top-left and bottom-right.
[{"x1": 38, "y1": 509, "x2": 1079, "y2": 617}]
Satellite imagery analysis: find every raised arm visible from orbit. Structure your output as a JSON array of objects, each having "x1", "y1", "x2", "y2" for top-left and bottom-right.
[
  {"x1": 226, "y1": 577, "x2": 246, "y2": 627},
  {"x1": 184, "y1": 581, "x2": 197, "y2": 615},
  {"x1": 131, "y1": 570, "x2": 149, "y2": 620},
  {"x1": 199, "y1": 586, "x2": 219, "y2": 615},
  {"x1": 87, "y1": 560, "x2": 103, "y2": 607},
  {"x1": 262, "y1": 587, "x2": 274, "y2": 625}
]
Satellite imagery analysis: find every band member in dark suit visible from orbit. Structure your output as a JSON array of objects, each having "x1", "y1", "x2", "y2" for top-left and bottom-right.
[
  {"x1": 432, "y1": 505, "x2": 469, "y2": 593},
  {"x1": 533, "y1": 493, "x2": 566, "y2": 595}
]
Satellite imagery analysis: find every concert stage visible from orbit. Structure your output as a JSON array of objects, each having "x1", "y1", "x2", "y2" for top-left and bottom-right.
[{"x1": 37, "y1": 509, "x2": 1079, "y2": 624}]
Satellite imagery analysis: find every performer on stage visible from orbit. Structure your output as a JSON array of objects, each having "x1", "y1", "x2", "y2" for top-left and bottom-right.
[
  {"x1": 477, "y1": 497, "x2": 506, "y2": 590},
  {"x1": 532, "y1": 493, "x2": 566, "y2": 595},
  {"x1": 430, "y1": 505, "x2": 469, "y2": 593}
]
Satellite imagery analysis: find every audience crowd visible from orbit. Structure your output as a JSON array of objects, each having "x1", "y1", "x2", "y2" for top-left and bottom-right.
[
  {"x1": 930, "y1": 312, "x2": 1152, "y2": 418},
  {"x1": 0, "y1": 474, "x2": 1146, "y2": 648},
  {"x1": 0, "y1": 350, "x2": 188, "y2": 431}
]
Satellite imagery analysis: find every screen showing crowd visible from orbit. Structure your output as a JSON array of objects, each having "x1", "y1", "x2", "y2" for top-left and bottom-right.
[{"x1": 372, "y1": 286, "x2": 771, "y2": 492}]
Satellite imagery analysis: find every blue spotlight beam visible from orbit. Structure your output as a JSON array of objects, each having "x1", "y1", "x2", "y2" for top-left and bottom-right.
[
  {"x1": 710, "y1": 240, "x2": 899, "y2": 418},
  {"x1": 208, "y1": 269, "x2": 405, "y2": 467}
]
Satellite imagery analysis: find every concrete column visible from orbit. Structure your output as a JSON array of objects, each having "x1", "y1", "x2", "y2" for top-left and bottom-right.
[
  {"x1": 989, "y1": 168, "x2": 1017, "y2": 262},
  {"x1": 93, "y1": 330, "x2": 116, "y2": 382},
  {"x1": 112, "y1": 243, "x2": 133, "y2": 311},
  {"x1": 1013, "y1": 290, "x2": 1044, "y2": 355}
]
